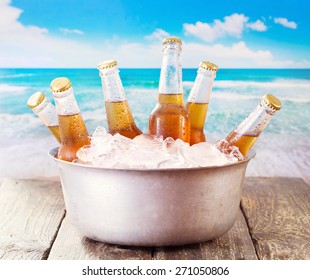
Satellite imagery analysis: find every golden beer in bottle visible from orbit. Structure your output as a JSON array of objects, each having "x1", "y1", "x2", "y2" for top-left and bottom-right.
[
  {"x1": 27, "y1": 92, "x2": 61, "y2": 143},
  {"x1": 217, "y1": 94, "x2": 281, "y2": 157},
  {"x1": 51, "y1": 77, "x2": 90, "y2": 161},
  {"x1": 149, "y1": 37, "x2": 190, "y2": 142},
  {"x1": 186, "y1": 61, "x2": 218, "y2": 145},
  {"x1": 97, "y1": 60, "x2": 142, "y2": 139}
]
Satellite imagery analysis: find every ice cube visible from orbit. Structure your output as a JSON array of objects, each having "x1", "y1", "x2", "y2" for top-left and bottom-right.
[
  {"x1": 185, "y1": 142, "x2": 237, "y2": 166},
  {"x1": 76, "y1": 126, "x2": 240, "y2": 169},
  {"x1": 92, "y1": 126, "x2": 107, "y2": 137},
  {"x1": 116, "y1": 148, "x2": 170, "y2": 169},
  {"x1": 158, "y1": 155, "x2": 190, "y2": 169},
  {"x1": 76, "y1": 145, "x2": 94, "y2": 163},
  {"x1": 215, "y1": 139, "x2": 245, "y2": 161},
  {"x1": 113, "y1": 133, "x2": 136, "y2": 151},
  {"x1": 166, "y1": 138, "x2": 190, "y2": 158},
  {"x1": 163, "y1": 137, "x2": 175, "y2": 149},
  {"x1": 133, "y1": 134, "x2": 165, "y2": 152}
]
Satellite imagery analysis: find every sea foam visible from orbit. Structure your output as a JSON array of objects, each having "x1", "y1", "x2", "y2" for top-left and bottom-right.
[{"x1": 0, "y1": 84, "x2": 28, "y2": 94}]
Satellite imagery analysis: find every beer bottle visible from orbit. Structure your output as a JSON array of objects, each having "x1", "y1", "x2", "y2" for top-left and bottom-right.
[
  {"x1": 186, "y1": 61, "x2": 218, "y2": 145},
  {"x1": 217, "y1": 94, "x2": 281, "y2": 157},
  {"x1": 27, "y1": 92, "x2": 61, "y2": 143},
  {"x1": 51, "y1": 77, "x2": 90, "y2": 161},
  {"x1": 97, "y1": 60, "x2": 142, "y2": 139},
  {"x1": 149, "y1": 37, "x2": 190, "y2": 142}
]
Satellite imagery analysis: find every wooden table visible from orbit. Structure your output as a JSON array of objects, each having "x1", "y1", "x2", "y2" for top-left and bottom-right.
[{"x1": 0, "y1": 177, "x2": 309, "y2": 260}]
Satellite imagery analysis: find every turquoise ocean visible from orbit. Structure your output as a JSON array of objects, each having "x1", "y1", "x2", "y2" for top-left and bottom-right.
[{"x1": 0, "y1": 68, "x2": 309, "y2": 182}]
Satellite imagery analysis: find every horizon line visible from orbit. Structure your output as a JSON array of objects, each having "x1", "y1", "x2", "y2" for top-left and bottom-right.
[{"x1": 1, "y1": 67, "x2": 310, "y2": 70}]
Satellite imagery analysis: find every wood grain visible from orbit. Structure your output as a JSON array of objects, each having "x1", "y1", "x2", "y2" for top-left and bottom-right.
[
  {"x1": 2, "y1": 177, "x2": 309, "y2": 260},
  {"x1": 48, "y1": 216, "x2": 153, "y2": 260},
  {"x1": 154, "y1": 210, "x2": 258, "y2": 260},
  {"x1": 241, "y1": 177, "x2": 310, "y2": 260},
  {"x1": 0, "y1": 179, "x2": 65, "y2": 260}
]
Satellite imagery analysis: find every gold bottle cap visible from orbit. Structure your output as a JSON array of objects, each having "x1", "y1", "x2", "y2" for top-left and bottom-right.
[
  {"x1": 27, "y1": 92, "x2": 46, "y2": 109},
  {"x1": 50, "y1": 77, "x2": 72, "y2": 93},
  {"x1": 263, "y1": 94, "x2": 281, "y2": 111},
  {"x1": 162, "y1": 37, "x2": 182, "y2": 45},
  {"x1": 200, "y1": 61, "x2": 218, "y2": 72},
  {"x1": 97, "y1": 60, "x2": 118, "y2": 70}
]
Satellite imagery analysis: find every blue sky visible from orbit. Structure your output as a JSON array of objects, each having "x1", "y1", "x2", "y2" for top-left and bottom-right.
[{"x1": 1, "y1": 0, "x2": 309, "y2": 68}]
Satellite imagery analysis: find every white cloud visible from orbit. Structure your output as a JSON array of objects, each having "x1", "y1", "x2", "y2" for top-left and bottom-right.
[
  {"x1": 183, "y1": 14, "x2": 267, "y2": 42},
  {"x1": 0, "y1": 0, "x2": 102, "y2": 67},
  {"x1": 145, "y1": 28, "x2": 170, "y2": 41},
  {"x1": 102, "y1": 40, "x2": 310, "y2": 69},
  {"x1": 183, "y1": 14, "x2": 249, "y2": 42},
  {"x1": 274, "y1": 17, "x2": 297, "y2": 29},
  {"x1": 182, "y1": 41, "x2": 310, "y2": 68},
  {"x1": 0, "y1": 1, "x2": 308, "y2": 69},
  {"x1": 0, "y1": 0, "x2": 48, "y2": 36},
  {"x1": 59, "y1": 28, "x2": 84, "y2": 35},
  {"x1": 182, "y1": 41, "x2": 273, "y2": 68},
  {"x1": 246, "y1": 20, "x2": 267, "y2": 31}
]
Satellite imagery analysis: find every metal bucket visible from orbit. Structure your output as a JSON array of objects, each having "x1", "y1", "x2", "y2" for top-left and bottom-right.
[{"x1": 49, "y1": 147, "x2": 254, "y2": 246}]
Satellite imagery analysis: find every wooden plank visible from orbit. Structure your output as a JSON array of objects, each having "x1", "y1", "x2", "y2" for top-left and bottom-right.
[
  {"x1": 154, "y1": 210, "x2": 258, "y2": 260},
  {"x1": 241, "y1": 177, "x2": 310, "y2": 260},
  {"x1": 48, "y1": 216, "x2": 153, "y2": 260},
  {"x1": 0, "y1": 179, "x2": 65, "y2": 260}
]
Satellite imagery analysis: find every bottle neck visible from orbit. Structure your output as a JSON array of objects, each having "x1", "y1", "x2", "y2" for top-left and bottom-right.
[
  {"x1": 187, "y1": 68, "x2": 216, "y2": 104},
  {"x1": 33, "y1": 98, "x2": 58, "y2": 127},
  {"x1": 158, "y1": 93, "x2": 184, "y2": 105},
  {"x1": 99, "y1": 67, "x2": 127, "y2": 102},
  {"x1": 159, "y1": 43, "x2": 183, "y2": 95},
  {"x1": 233, "y1": 100, "x2": 277, "y2": 137},
  {"x1": 53, "y1": 87, "x2": 80, "y2": 116}
]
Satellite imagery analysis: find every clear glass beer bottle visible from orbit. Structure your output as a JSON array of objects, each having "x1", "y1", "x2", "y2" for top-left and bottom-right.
[
  {"x1": 51, "y1": 77, "x2": 90, "y2": 161},
  {"x1": 186, "y1": 61, "x2": 218, "y2": 145},
  {"x1": 149, "y1": 37, "x2": 190, "y2": 142},
  {"x1": 97, "y1": 60, "x2": 142, "y2": 139},
  {"x1": 27, "y1": 92, "x2": 61, "y2": 143},
  {"x1": 217, "y1": 94, "x2": 281, "y2": 158}
]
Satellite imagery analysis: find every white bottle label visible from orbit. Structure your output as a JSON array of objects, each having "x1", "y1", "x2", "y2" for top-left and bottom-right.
[
  {"x1": 99, "y1": 68, "x2": 127, "y2": 102},
  {"x1": 38, "y1": 102, "x2": 58, "y2": 127},
  {"x1": 187, "y1": 68, "x2": 216, "y2": 104},
  {"x1": 235, "y1": 102, "x2": 273, "y2": 136},
  {"x1": 53, "y1": 88, "x2": 80, "y2": 116},
  {"x1": 159, "y1": 45, "x2": 183, "y2": 94}
]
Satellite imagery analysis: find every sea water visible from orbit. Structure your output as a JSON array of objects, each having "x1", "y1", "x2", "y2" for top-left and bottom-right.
[{"x1": 0, "y1": 68, "x2": 309, "y2": 181}]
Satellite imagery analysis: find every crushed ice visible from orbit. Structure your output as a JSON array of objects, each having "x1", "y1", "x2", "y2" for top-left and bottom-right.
[{"x1": 75, "y1": 126, "x2": 242, "y2": 169}]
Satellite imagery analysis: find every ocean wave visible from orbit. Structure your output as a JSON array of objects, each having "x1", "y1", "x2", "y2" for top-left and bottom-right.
[
  {"x1": 77, "y1": 88, "x2": 102, "y2": 95},
  {"x1": 0, "y1": 84, "x2": 28, "y2": 94},
  {"x1": 0, "y1": 138, "x2": 59, "y2": 180},
  {"x1": 215, "y1": 79, "x2": 310, "y2": 89},
  {"x1": 210, "y1": 92, "x2": 310, "y2": 103},
  {"x1": 2, "y1": 73, "x2": 35, "y2": 78},
  {"x1": 211, "y1": 92, "x2": 262, "y2": 100},
  {"x1": 1, "y1": 109, "x2": 309, "y2": 181},
  {"x1": 183, "y1": 81, "x2": 194, "y2": 88},
  {"x1": 183, "y1": 79, "x2": 310, "y2": 89},
  {"x1": 125, "y1": 87, "x2": 157, "y2": 94},
  {"x1": 124, "y1": 85, "x2": 310, "y2": 103},
  {"x1": 245, "y1": 134, "x2": 310, "y2": 183},
  {"x1": 0, "y1": 113, "x2": 42, "y2": 140}
]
